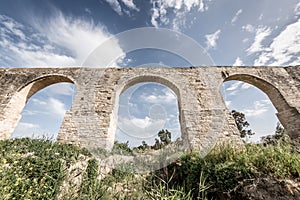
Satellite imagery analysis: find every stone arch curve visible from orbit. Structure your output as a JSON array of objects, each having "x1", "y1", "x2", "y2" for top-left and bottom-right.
[
  {"x1": 1, "y1": 74, "x2": 76, "y2": 139},
  {"x1": 18, "y1": 74, "x2": 75, "y2": 102},
  {"x1": 119, "y1": 75, "x2": 181, "y2": 101},
  {"x1": 224, "y1": 74, "x2": 289, "y2": 112},
  {"x1": 108, "y1": 74, "x2": 186, "y2": 149},
  {"x1": 223, "y1": 73, "x2": 300, "y2": 139}
]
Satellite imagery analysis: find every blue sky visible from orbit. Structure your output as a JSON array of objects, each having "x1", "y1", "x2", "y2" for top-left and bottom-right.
[{"x1": 1, "y1": 0, "x2": 299, "y2": 146}]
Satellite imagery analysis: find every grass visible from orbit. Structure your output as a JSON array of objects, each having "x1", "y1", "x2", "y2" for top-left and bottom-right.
[
  {"x1": 153, "y1": 141, "x2": 300, "y2": 199},
  {"x1": 0, "y1": 138, "x2": 91, "y2": 199},
  {"x1": 0, "y1": 138, "x2": 299, "y2": 199}
]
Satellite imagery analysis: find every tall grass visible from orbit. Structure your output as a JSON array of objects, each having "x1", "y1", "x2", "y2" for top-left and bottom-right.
[
  {"x1": 0, "y1": 138, "x2": 299, "y2": 199},
  {"x1": 152, "y1": 141, "x2": 300, "y2": 199},
  {"x1": 0, "y1": 138, "x2": 90, "y2": 199}
]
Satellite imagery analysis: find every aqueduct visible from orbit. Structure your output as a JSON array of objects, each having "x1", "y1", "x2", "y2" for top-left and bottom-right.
[{"x1": 0, "y1": 66, "x2": 299, "y2": 151}]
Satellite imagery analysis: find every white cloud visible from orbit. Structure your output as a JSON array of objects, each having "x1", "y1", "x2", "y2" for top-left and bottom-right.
[
  {"x1": 105, "y1": 0, "x2": 139, "y2": 15},
  {"x1": 254, "y1": 20, "x2": 300, "y2": 66},
  {"x1": 18, "y1": 122, "x2": 39, "y2": 129},
  {"x1": 12, "y1": 121, "x2": 56, "y2": 139},
  {"x1": 295, "y1": 2, "x2": 300, "y2": 16},
  {"x1": 1, "y1": 16, "x2": 26, "y2": 40},
  {"x1": 32, "y1": 98, "x2": 47, "y2": 105},
  {"x1": 231, "y1": 9, "x2": 242, "y2": 24},
  {"x1": 117, "y1": 116, "x2": 165, "y2": 138},
  {"x1": 150, "y1": 0, "x2": 205, "y2": 30},
  {"x1": 247, "y1": 26, "x2": 272, "y2": 54},
  {"x1": 228, "y1": 90, "x2": 238, "y2": 96},
  {"x1": 225, "y1": 81, "x2": 253, "y2": 96},
  {"x1": 151, "y1": 6, "x2": 160, "y2": 28},
  {"x1": 22, "y1": 110, "x2": 39, "y2": 116},
  {"x1": 33, "y1": 11, "x2": 124, "y2": 66},
  {"x1": 121, "y1": 0, "x2": 139, "y2": 11},
  {"x1": 0, "y1": 12, "x2": 125, "y2": 67},
  {"x1": 242, "y1": 38, "x2": 249, "y2": 43},
  {"x1": 0, "y1": 15, "x2": 76, "y2": 67},
  {"x1": 84, "y1": 8, "x2": 91, "y2": 14},
  {"x1": 12, "y1": 122, "x2": 40, "y2": 138},
  {"x1": 225, "y1": 101, "x2": 231, "y2": 107},
  {"x1": 47, "y1": 98, "x2": 67, "y2": 117},
  {"x1": 242, "y1": 24, "x2": 255, "y2": 33},
  {"x1": 140, "y1": 88, "x2": 177, "y2": 104},
  {"x1": 48, "y1": 83, "x2": 75, "y2": 96},
  {"x1": 105, "y1": 0, "x2": 123, "y2": 15},
  {"x1": 28, "y1": 97, "x2": 67, "y2": 118},
  {"x1": 233, "y1": 57, "x2": 244, "y2": 66},
  {"x1": 241, "y1": 83, "x2": 252, "y2": 90},
  {"x1": 226, "y1": 81, "x2": 242, "y2": 91},
  {"x1": 205, "y1": 29, "x2": 221, "y2": 49},
  {"x1": 130, "y1": 116, "x2": 152, "y2": 129},
  {"x1": 241, "y1": 100, "x2": 271, "y2": 117}
]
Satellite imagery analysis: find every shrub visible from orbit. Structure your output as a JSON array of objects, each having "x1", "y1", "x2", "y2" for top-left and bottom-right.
[{"x1": 150, "y1": 142, "x2": 300, "y2": 199}]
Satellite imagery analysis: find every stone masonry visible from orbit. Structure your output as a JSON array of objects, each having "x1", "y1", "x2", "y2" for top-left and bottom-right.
[{"x1": 0, "y1": 66, "x2": 299, "y2": 152}]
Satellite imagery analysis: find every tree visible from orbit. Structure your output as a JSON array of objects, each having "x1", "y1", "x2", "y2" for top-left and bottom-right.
[
  {"x1": 112, "y1": 141, "x2": 132, "y2": 155},
  {"x1": 231, "y1": 110, "x2": 254, "y2": 138},
  {"x1": 133, "y1": 129, "x2": 173, "y2": 152},
  {"x1": 261, "y1": 122, "x2": 287, "y2": 144},
  {"x1": 158, "y1": 129, "x2": 171, "y2": 145},
  {"x1": 153, "y1": 138, "x2": 161, "y2": 150},
  {"x1": 274, "y1": 122, "x2": 285, "y2": 140}
]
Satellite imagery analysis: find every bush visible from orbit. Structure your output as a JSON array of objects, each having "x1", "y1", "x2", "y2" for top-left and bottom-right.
[
  {"x1": 0, "y1": 138, "x2": 90, "y2": 199},
  {"x1": 1, "y1": 138, "x2": 299, "y2": 199},
  {"x1": 150, "y1": 142, "x2": 300, "y2": 199}
]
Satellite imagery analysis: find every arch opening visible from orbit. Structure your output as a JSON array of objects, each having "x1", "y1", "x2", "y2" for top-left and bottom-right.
[
  {"x1": 224, "y1": 74, "x2": 291, "y2": 113},
  {"x1": 221, "y1": 74, "x2": 288, "y2": 142},
  {"x1": 113, "y1": 78, "x2": 182, "y2": 149},
  {"x1": 2, "y1": 75, "x2": 76, "y2": 140},
  {"x1": 19, "y1": 75, "x2": 74, "y2": 103}
]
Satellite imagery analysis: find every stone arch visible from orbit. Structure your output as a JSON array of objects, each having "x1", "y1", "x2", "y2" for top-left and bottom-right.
[
  {"x1": 223, "y1": 74, "x2": 300, "y2": 140},
  {"x1": 119, "y1": 75, "x2": 181, "y2": 103},
  {"x1": 108, "y1": 75, "x2": 185, "y2": 149},
  {"x1": 1, "y1": 74, "x2": 75, "y2": 140},
  {"x1": 17, "y1": 75, "x2": 75, "y2": 102}
]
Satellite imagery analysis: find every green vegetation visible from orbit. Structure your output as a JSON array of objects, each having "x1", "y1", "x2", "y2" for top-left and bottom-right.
[
  {"x1": 231, "y1": 110, "x2": 255, "y2": 138},
  {"x1": 0, "y1": 137, "x2": 299, "y2": 199},
  {"x1": 0, "y1": 138, "x2": 90, "y2": 199},
  {"x1": 152, "y1": 141, "x2": 300, "y2": 199},
  {"x1": 113, "y1": 129, "x2": 174, "y2": 153}
]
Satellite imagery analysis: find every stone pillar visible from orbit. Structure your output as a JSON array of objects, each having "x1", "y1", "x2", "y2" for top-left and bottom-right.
[
  {"x1": 57, "y1": 69, "x2": 115, "y2": 151},
  {"x1": 0, "y1": 82, "x2": 33, "y2": 139},
  {"x1": 277, "y1": 107, "x2": 300, "y2": 141}
]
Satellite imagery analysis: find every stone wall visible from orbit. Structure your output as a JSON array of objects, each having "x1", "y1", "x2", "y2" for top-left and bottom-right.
[{"x1": 0, "y1": 66, "x2": 299, "y2": 152}]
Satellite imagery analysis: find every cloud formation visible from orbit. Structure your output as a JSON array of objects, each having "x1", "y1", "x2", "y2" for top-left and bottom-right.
[
  {"x1": 246, "y1": 26, "x2": 272, "y2": 54},
  {"x1": 28, "y1": 96, "x2": 67, "y2": 118},
  {"x1": 233, "y1": 57, "x2": 244, "y2": 66},
  {"x1": 0, "y1": 15, "x2": 75, "y2": 67},
  {"x1": 0, "y1": 12, "x2": 125, "y2": 67},
  {"x1": 47, "y1": 98, "x2": 67, "y2": 117},
  {"x1": 231, "y1": 9, "x2": 243, "y2": 24},
  {"x1": 226, "y1": 81, "x2": 243, "y2": 91},
  {"x1": 241, "y1": 100, "x2": 271, "y2": 117},
  {"x1": 205, "y1": 29, "x2": 221, "y2": 49},
  {"x1": 48, "y1": 83, "x2": 75, "y2": 96},
  {"x1": 104, "y1": 0, "x2": 139, "y2": 15},
  {"x1": 12, "y1": 122, "x2": 40, "y2": 139},
  {"x1": 254, "y1": 20, "x2": 300, "y2": 66},
  {"x1": 140, "y1": 88, "x2": 177, "y2": 104},
  {"x1": 295, "y1": 2, "x2": 300, "y2": 15},
  {"x1": 105, "y1": 0, "x2": 123, "y2": 15},
  {"x1": 242, "y1": 24, "x2": 255, "y2": 33},
  {"x1": 150, "y1": 0, "x2": 205, "y2": 30}
]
